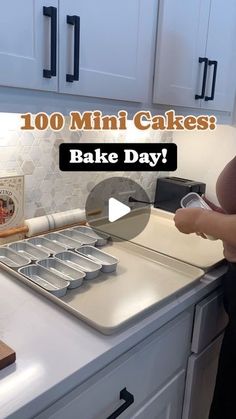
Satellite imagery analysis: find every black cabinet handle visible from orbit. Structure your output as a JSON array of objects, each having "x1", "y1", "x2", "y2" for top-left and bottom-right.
[
  {"x1": 66, "y1": 15, "x2": 80, "y2": 82},
  {"x1": 43, "y1": 6, "x2": 57, "y2": 78},
  {"x1": 106, "y1": 388, "x2": 134, "y2": 419},
  {"x1": 205, "y1": 60, "x2": 218, "y2": 101},
  {"x1": 195, "y1": 57, "x2": 208, "y2": 100}
]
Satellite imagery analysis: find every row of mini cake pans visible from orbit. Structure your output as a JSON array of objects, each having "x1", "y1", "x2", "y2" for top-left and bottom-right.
[
  {"x1": 0, "y1": 226, "x2": 110, "y2": 264},
  {"x1": 0, "y1": 227, "x2": 118, "y2": 297}
]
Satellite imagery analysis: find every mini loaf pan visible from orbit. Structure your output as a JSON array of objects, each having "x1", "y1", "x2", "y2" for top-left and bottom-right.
[
  {"x1": 9, "y1": 241, "x2": 51, "y2": 261},
  {"x1": 59, "y1": 229, "x2": 97, "y2": 246},
  {"x1": 76, "y1": 246, "x2": 118, "y2": 273},
  {"x1": 37, "y1": 258, "x2": 85, "y2": 289},
  {"x1": 27, "y1": 237, "x2": 66, "y2": 255},
  {"x1": 19, "y1": 264, "x2": 69, "y2": 297},
  {"x1": 73, "y1": 226, "x2": 110, "y2": 246},
  {"x1": 43, "y1": 233, "x2": 82, "y2": 250},
  {"x1": 0, "y1": 247, "x2": 31, "y2": 268},
  {"x1": 55, "y1": 251, "x2": 101, "y2": 280}
]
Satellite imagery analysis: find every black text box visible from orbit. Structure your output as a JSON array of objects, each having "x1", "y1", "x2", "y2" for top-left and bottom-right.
[{"x1": 59, "y1": 143, "x2": 177, "y2": 172}]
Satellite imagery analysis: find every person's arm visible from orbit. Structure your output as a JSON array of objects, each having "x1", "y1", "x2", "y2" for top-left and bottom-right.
[
  {"x1": 174, "y1": 208, "x2": 236, "y2": 246},
  {"x1": 202, "y1": 195, "x2": 225, "y2": 213}
]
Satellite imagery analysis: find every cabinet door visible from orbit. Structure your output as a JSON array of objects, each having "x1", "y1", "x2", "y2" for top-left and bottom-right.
[
  {"x1": 182, "y1": 334, "x2": 223, "y2": 419},
  {"x1": 191, "y1": 289, "x2": 228, "y2": 354},
  {"x1": 0, "y1": 0, "x2": 58, "y2": 91},
  {"x1": 36, "y1": 311, "x2": 193, "y2": 419},
  {"x1": 203, "y1": 0, "x2": 236, "y2": 112},
  {"x1": 59, "y1": 0, "x2": 157, "y2": 101},
  {"x1": 133, "y1": 370, "x2": 185, "y2": 419},
  {"x1": 153, "y1": 0, "x2": 210, "y2": 108}
]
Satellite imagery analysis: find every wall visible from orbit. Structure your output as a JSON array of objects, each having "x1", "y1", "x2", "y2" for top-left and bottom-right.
[
  {"x1": 0, "y1": 114, "x2": 172, "y2": 220},
  {"x1": 1, "y1": 113, "x2": 235, "y2": 219},
  {"x1": 172, "y1": 125, "x2": 236, "y2": 204}
]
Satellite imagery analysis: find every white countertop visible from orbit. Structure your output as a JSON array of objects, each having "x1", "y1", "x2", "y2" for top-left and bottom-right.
[{"x1": 0, "y1": 265, "x2": 226, "y2": 419}]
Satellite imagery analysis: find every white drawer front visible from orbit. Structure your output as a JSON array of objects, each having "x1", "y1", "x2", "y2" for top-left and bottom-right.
[
  {"x1": 192, "y1": 289, "x2": 228, "y2": 353},
  {"x1": 37, "y1": 310, "x2": 193, "y2": 419},
  {"x1": 132, "y1": 370, "x2": 185, "y2": 419},
  {"x1": 183, "y1": 334, "x2": 223, "y2": 419}
]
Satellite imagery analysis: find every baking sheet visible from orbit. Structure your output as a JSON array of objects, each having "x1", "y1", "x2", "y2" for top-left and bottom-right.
[
  {"x1": 1, "y1": 240, "x2": 204, "y2": 334},
  {"x1": 96, "y1": 209, "x2": 224, "y2": 271}
]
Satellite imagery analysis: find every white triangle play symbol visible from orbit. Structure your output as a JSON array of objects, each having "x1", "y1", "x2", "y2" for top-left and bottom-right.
[{"x1": 108, "y1": 198, "x2": 131, "y2": 223}]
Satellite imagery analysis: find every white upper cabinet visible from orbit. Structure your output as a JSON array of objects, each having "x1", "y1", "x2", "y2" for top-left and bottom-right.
[
  {"x1": 204, "y1": 0, "x2": 236, "y2": 112},
  {"x1": 0, "y1": 0, "x2": 58, "y2": 91},
  {"x1": 58, "y1": 0, "x2": 157, "y2": 101},
  {"x1": 153, "y1": 0, "x2": 210, "y2": 108},
  {"x1": 0, "y1": 0, "x2": 235, "y2": 112},
  {"x1": 0, "y1": 0, "x2": 157, "y2": 102},
  {"x1": 153, "y1": 0, "x2": 236, "y2": 112}
]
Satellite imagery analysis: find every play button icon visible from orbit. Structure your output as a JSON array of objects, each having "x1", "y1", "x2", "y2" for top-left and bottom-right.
[
  {"x1": 85, "y1": 177, "x2": 151, "y2": 242},
  {"x1": 108, "y1": 198, "x2": 131, "y2": 222}
]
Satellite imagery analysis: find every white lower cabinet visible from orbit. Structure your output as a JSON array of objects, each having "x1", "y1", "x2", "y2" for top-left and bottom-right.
[
  {"x1": 132, "y1": 370, "x2": 185, "y2": 419},
  {"x1": 182, "y1": 288, "x2": 226, "y2": 419},
  {"x1": 191, "y1": 290, "x2": 228, "y2": 354},
  {"x1": 37, "y1": 310, "x2": 193, "y2": 419},
  {"x1": 36, "y1": 288, "x2": 228, "y2": 419},
  {"x1": 182, "y1": 332, "x2": 224, "y2": 419}
]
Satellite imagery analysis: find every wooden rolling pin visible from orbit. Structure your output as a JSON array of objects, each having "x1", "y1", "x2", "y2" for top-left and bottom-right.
[{"x1": 0, "y1": 209, "x2": 101, "y2": 239}]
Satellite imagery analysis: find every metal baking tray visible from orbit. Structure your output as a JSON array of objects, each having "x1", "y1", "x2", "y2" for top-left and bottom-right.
[
  {"x1": 95, "y1": 208, "x2": 224, "y2": 271},
  {"x1": 1, "y1": 241, "x2": 205, "y2": 334},
  {"x1": 0, "y1": 247, "x2": 31, "y2": 268},
  {"x1": 73, "y1": 226, "x2": 110, "y2": 246},
  {"x1": 27, "y1": 237, "x2": 66, "y2": 255},
  {"x1": 9, "y1": 241, "x2": 50, "y2": 261},
  {"x1": 55, "y1": 251, "x2": 102, "y2": 280},
  {"x1": 37, "y1": 258, "x2": 85, "y2": 289},
  {"x1": 76, "y1": 246, "x2": 118, "y2": 273},
  {"x1": 43, "y1": 233, "x2": 82, "y2": 250},
  {"x1": 59, "y1": 229, "x2": 97, "y2": 246},
  {"x1": 19, "y1": 264, "x2": 69, "y2": 297}
]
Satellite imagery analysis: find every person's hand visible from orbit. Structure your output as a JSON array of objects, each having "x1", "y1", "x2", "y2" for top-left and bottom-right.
[
  {"x1": 196, "y1": 232, "x2": 207, "y2": 239},
  {"x1": 174, "y1": 208, "x2": 205, "y2": 234},
  {"x1": 202, "y1": 195, "x2": 225, "y2": 213}
]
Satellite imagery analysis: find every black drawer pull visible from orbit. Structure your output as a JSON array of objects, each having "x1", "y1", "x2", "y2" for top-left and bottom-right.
[
  {"x1": 205, "y1": 60, "x2": 218, "y2": 101},
  {"x1": 106, "y1": 388, "x2": 134, "y2": 419},
  {"x1": 195, "y1": 57, "x2": 208, "y2": 100},
  {"x1": 43, "y1": 6, "x2": 57, "y2": 78},
  {"x1": 66, "y1": 15, "x2": 80, "y2": 82}
]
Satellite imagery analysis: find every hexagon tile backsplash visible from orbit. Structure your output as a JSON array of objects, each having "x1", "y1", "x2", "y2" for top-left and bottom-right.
[{"x1": 0, "y1": 114, "x2": 172, "y2": 219}]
